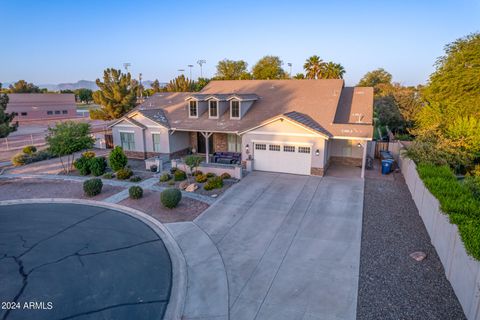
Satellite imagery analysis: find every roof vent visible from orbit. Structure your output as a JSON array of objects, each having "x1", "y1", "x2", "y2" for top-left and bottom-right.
[
  {"x1": 352, "y1": 113, "x2": 364, "y2": 123},
  {"x1": 356, "y1": 91, "x2": 365, "y2": 95}
]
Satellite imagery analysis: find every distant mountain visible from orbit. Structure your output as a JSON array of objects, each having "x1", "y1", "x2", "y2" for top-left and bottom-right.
[{"x1": 39, "y1": 80, "x2": 98, "y2": 91}]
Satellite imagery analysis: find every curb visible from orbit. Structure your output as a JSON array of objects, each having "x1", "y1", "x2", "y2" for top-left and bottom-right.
[{"x1": 0, "y1": 198, "x2": 187, "y2": 320}]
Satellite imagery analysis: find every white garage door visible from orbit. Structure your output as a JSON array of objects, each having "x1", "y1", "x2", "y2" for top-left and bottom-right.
[{"x1": 253, "y1": 142, "x2": 312, "y2": 175}]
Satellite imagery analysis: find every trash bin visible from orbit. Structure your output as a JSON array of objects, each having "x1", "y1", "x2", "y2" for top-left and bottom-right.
[{"x1": 381, "y1": 159, "x2": 393, "y2": 175}]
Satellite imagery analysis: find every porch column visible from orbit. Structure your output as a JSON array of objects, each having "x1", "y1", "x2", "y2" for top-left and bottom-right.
[
  {"x1": 361, "y1": 141, "x2": 367, "y2": 179},
  {"x1": 200, "y1": 131, "x2": 213, "y2": 163}
]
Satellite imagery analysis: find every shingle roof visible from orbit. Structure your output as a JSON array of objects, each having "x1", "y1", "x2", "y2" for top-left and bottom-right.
[
  {"x1": 283, "y1": 111, "x2": 332, "y2": 137},
  {"x1": 138, "y1": 108, "x2": 169, "y2": 127},
  {"x1": 7, "y1": 93, "x2": 76, "y2": 106},
  {"x1": 115, "y1": 80, "x2": 373, "y2": 139}
]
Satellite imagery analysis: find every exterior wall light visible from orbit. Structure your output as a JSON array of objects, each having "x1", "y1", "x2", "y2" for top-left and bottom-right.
[
  {"x1": 315, "y1": 149, "x2": 320, "y2": 156},
  {"x1": 245, "y1": 144, "x2": 250, "y2": 154}
]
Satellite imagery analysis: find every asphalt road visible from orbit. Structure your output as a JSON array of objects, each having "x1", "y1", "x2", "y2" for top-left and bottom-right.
[{"x1": 0, "y1": 203, "x2": 172, "y2": 320}]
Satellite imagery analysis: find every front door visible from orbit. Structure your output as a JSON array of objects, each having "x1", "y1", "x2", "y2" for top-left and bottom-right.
[{"x1": 197, "y1": 133, "x2": 214, "y2": 154}]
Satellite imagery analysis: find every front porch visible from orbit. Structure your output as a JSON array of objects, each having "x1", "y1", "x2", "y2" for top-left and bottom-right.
[{"x1": 188, "y1": 131, "x2": 242, "y2": 164}]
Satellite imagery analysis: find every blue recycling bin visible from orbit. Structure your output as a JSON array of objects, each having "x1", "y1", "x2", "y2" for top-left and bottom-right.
[{"x1": 381, "y1": 159, "x2": 394, "y2": 175}]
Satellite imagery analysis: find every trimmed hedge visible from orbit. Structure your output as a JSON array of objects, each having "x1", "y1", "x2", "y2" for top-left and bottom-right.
[
  {"x1": 74, "y1": 156, "x2": 91, "y2": 175},
  {"x1": 11, "y1": 149, "x2": 54, "y2": 166},
  {"x1": 129, "y1": 186, "x2": 143, "y2": 199},
  {"x1": 89, "y1": 157, "x2": 107, "y2": 176},
  {"x1": 83, "y1": 178, "x2": 103, "y2": 197},
  {"x1": 161, "y1": 188, "x2": 182, "y2": 208},
  {"x1": 417, "y1": 163, "x2": 480, "y2": 260}
]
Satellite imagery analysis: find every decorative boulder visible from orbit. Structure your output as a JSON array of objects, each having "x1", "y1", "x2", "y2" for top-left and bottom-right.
[
  {"x1": 179, "y1": 181, "x2": 189, "y2": 190},
  {"x1": 185, "y1": 183, "x2": 198, "y2": 192}
]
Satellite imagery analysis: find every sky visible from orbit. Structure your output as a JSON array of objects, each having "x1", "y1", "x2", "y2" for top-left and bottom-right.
[{"x1": 1, "y1": 0, "x2": 479, "y2": 86}]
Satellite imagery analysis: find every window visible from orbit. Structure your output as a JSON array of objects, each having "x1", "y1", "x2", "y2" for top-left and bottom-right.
[
  {"x1": 269, "y1": 145, "x2": 280, "y2": 151},
  {"x1": 255, "y1": 143, "x2": 266, "y2": 150},
  {"x1": 55, "y1": 110, "x2": 61, "y2": 115},
  {"x1": 120, "y1": 132, "x2": 135, "y2": 151},
  {"x1": 189, "y1": 100, "x2": 197, "y2": 117},
  {"x1": 62, "y1": 110, "x2": 68, "y2": 114},
  {"x1": 298, "y1": 146, "x2": 311, "y2": 154},
  {"x1": 231, "y1": 100, "x2": 240, "y2": 119},
  {"x1": 20, "y1": 112, "x2": 28, "y2": 116},
  {"x1": 209, "y1": 100, "x2": 218, "y2": 118},
  {"x1": 283, "y1": 146, "x2": 295, "y2": 152},
  {"x1": 227, "y1": 134, "x2": 241, "y2": 152},
  {"x1": 152, "y1": 133, "x2": 161, "y2": 152},
  {"x1": 47, "y1": 111, "x2": 53, "y2": 115}
]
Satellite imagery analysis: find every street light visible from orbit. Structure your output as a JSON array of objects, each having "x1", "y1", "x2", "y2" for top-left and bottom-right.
[
  {"x1": 187, "y1": 64, "x2": 194, "y2": 79},
  {"x1": 178, "y1": 69, "x2": 185, "y2": 75},
  {"x1": 197, "y1": 59, "x2": 206, "y2": 78},
  {"x1": 287, "y1": 63, "x2": 292, "y2": 78}
]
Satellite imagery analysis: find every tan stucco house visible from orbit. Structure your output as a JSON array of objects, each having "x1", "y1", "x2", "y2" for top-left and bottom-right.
[{"x1": 109, "y1": 79, "x2": 373, "y2": 177}]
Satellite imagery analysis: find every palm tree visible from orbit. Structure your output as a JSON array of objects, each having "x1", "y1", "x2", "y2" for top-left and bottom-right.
[
  {"x1": 165, "y1": 75, "x2": 195, "y2": 92},
  {"x1": 320, "y1": 62, "x2": 346, "y2": 79},
  {"x1": 303, "y1": 55, "x2": 324, "y2": 79}
]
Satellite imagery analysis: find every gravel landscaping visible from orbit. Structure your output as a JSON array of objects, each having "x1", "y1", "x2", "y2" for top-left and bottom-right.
[
  {"x1": 119, "y1": 189, "x2": 209, "y2": 223},
  {"x1": 0, "y1": 178, "x2": 124, "y2": 201},
  {"x1": 357, "y1": 173, "x2": 466, "y2": 320},
  {"x1": 157, "y1": 176, "x2": 237, "y2": 197}
]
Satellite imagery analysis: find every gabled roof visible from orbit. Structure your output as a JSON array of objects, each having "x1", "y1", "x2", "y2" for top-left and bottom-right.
[
  {"x1": 7, "y1": 93, "x2": 76, "y2": 106},
  {"x1": 108, "y1": 116, "x2": 146, "y2": 129},
  {"x1": 185, "y1": 93, "x2": 258, "y2": 101},
  {"x1": 110, "y1": 80, "x2": 374, "y2": 139},
  {"x1": 138, "y1": 108, "x2": 169, "y2": 127}
]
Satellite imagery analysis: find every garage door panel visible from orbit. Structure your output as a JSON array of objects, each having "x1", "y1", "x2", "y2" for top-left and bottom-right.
[{"x1": 254, "y1": 142, "x2": 311, "y2": 175}]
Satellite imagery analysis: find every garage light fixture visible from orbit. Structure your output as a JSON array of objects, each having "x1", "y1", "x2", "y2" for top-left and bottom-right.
[
  {"x1": 245, "y1": 144, "x2": 250, "y2": 154},
  {"x1": 315, "y1": 149, "x2": 320, "y2": 156}
]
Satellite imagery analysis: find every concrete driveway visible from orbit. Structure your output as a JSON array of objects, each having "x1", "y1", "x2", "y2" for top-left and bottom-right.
[{"x1": 195, "y1": 171, "x2": 364, "y2": 320}]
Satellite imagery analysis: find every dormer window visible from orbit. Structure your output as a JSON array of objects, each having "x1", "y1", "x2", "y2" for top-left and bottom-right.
[
  {"x1": 230, "y1": 100, "x2": 240, "y2": 119},
  {"x1": 189, "y1": 100, "x2": 198, "y2": 118},
  {"x1": 209, "y1": 100, "x2": 218, "y2": 118}
]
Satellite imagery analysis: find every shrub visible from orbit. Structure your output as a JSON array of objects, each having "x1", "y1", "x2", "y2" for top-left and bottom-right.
[
  {"x1": 168, "y1": 181, "x2": 175, "y2": 186},
  {"x1": 184, "y1": 155, "x2": 203, "y2": 175},
  {"x1": 22, "y1": 145, "x2": 37, "y2": 154},
  {"x1": 74, "y1": 156, "x2": 91, "y2": 175},
  {"x1": 83, "y1": 178, "x2": 103, "y2": 197},
  {"x1": 82, "y1": 151, "x2": 96, "y2": 159},
  {"x1": 11, "y1": 153, "x2": 29, "y2": 166},
  {"x1": 220, "y1": 172, "x2": 231, "y2": 180},
  {"x1": 174, "y1": 169, "x2": 187, "y2": 181},
  {"x1": 464, "y1": 176, "x2": 480, "y2": 200},
  {"x1": 195, "y1": 174, "x2": 208, "y2": 183},
  {"x1": 192, "y1": 170, "x2": 203, "y2": 176},
  {"x1": 417, "y1": 163, "x2": 480, "y2": 260},
  {"x1": 109, "y1": 146, "x2": 128, "y2": 171},
  {"x1": 89, "y1": 157, "x2": 107, "y2": 176},
  {"x1": 206, "y1": 172, "x2": 216, "y2": 178},
  {"x1": 161, "y1": 188, "x2": 182, "y2": 208},
  {"x1": 33, "y1": 150, "x2": 53, "y2": 161},
  {"x1": 159, "y1": 173, "x2": 171, "y2": 182},
  {"x1": 170, "y1": 167, "x2": 178, "y2": 174},
  {"x1": 150, "y1": 164, "x2": 158, "y2": 172},
  {"x1": 116, "y1": 168, "x2": 133, "y2": 180},
  {"x1": 204, "y1": 176, "x2": 223, "y2": 190},
  {"x1": 129, "y1": 186, "x2": 143, "y2": 199},
  {"x1": 102, "y1": 172, "x2": 114, "y2": 179},
  {"x1": 130, "y1": 176, "x2": 142, "y2": 182}
]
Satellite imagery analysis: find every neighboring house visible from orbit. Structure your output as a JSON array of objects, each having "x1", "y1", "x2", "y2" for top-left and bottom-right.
[
  {"x1": 6, "y1": 93, "x2": 77, "y2": 122},
  {"x1": 109, "y1": 79, "x2": 373, "y2": 177}
]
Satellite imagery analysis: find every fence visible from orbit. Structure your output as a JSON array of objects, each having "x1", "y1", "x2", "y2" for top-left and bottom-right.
[{"x1": 0, "y1": 135, "x2": 46, "y2": 152}]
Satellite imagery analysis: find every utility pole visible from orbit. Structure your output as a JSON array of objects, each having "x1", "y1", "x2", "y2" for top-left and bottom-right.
[
  {"x1": 139, "y1": 73, "x2": 143, "y2": 102},
  {"x1": 287, "y1": 63, "x2": 292, "y2": 78},
  {"x1": 187, "y1": 64, "x2": 194, "y2": 79},
  {"x1": 197, "y1": 59, "x2": 206, "y2": 78},
  {"x1": 123, "y1": 62, "x2": 131, "y2": 73}
]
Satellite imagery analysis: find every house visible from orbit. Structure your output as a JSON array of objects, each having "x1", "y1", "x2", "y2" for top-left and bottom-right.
[
  {"x1": 109, "y1": 79, "x2": 373, "y2": 177},
  {"x1": 7, "y1": 93, "x2": 77, "y2": 122}
]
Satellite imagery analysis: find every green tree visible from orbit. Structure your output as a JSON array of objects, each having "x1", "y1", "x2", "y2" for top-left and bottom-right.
[
  {"x1": 0, "y1": 85, "x2": 17, "y2": 138},
  {"x1": 76, "y1": 88, "x2": 93, "y2": 104},
  {"x1": 165, "y1": 75, "x2": 195, "y2": 92},
  {"x1": 303, "y1": 55, "x2": 324, "y2": 79},
  {"x1": 151, "y1": 79, "x2": 162, "y2": 93},
  {"x1": 293, "y1": 73, "x2": 305, "y2": 79},
  {"x1": 357, "y1": 68, "x2": 393, "y2": 95},
  {"x1": 90, "y1": 68, "x2": 138, "y2": 120},
  {"x1": 252, "y1": 55, "x2": 287, "y2": 79},
  {"x1": 9, "y1": 80, "x2": 41, "y2": 93},
  {"x1": 46, "y1": 121, "x2": 94, "y2": 173},
  {"x1": 194, "y1": 78, "x2": 210, "y2": 91},
  {"x1": 215, "y1": 59, "x2": 250, "y2": 80},
  {"x1": 319, "y1": 62, "x2": 346, "y2": 79},
  {"x1": 109, "y1": 146, "x2": 128, "y2": 171}
]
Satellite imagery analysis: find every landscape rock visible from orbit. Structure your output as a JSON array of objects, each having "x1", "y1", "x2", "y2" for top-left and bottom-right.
[
  {"x1": 185, "y1": 183, "x2": 198, "y2": 192},
  {"x1": 179, "y1": 181, "x2": 189, "y2": 190}
]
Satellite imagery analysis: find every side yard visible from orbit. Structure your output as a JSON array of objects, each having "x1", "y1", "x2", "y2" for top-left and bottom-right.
[{"x1": 357, "y1": 173, "x2": 466, "y2": 319}]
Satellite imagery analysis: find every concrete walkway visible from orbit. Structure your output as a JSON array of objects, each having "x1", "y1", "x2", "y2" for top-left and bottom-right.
[{"x1": 170, "y1": 171, "x2": 364, "y2": 320}]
